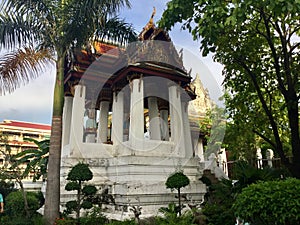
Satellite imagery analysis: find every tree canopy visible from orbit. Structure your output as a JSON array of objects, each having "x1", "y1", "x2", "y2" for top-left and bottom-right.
[
  {"x1": 159, "y1": 0, "x2": 300, "y2": 178},
  {"x1": 166, "y1": 171, "x2": 190, "y2": 190}
]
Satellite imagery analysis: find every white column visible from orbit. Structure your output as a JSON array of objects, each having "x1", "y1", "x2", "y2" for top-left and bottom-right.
[
  {"x1": 196, "y1": 138, "x2": 204, "y2": 161},
  {"x1": 62, "y1": 96, "x2": 73, "y2": 146},
  {"x1": 112, "y1": 91, "x2": 124, "y2": 145},
  {"x1": 97, "y1": 101, "x2": 110, "y2": 143},
  {"x1": 160, "y1": 109, "x2": 169, "y2": 141},
  {"x1": 148, "y1": 97, "x2": 161, "y2": 140},
  {"x1": 181, "y1": 101, "x2": 193, "y2": 157},
  {"x1": 129, "y1": 77, "x2": 144, "y2": 144},
  {"x1": 69, "y1": 85, "x2": 85, "y2": 157},
  {"x1": 168, "y1": 85, "x2": 183, "y2": 156}
]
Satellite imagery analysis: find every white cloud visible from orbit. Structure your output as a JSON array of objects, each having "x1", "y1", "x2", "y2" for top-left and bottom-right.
[{"x1": 0, "y1": 66, "x2": 55, "y2": 124}]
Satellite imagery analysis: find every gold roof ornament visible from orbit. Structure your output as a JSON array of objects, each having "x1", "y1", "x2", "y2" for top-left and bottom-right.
[
  {"x1": 133, "y1": 6, "x2": 184, "y2": 69},
  {"x1": 148, "y1": 7, "x2": 156, "y2": 26},
  {"x1": 139, "y1": 7, "x2": 157, "y2": 40}
]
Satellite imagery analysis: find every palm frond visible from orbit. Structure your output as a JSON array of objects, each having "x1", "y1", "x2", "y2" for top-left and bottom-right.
[
  {"x1": 14, "y1": 150, "x2": 40, "y2": 159},
  {"x1": 13, "y1": 138, "x2": 49, "y2": 181},
  {"x1": 59, "y1": 0, "x2": 134, "y2": 48},
  {"x1": 2, "y1": 0, "x2": 53, "y2": 16},
  {"x1": 0, "y1": 47, "x2": 54, "y2": 95},
  {"x1": 94, "y1": 17, "x2": 137, "y2": 46},
  {"x1": 0, "y1": 11, "x2": 43, "y2": 50},
  {"x1": 75, "y1": 0, "x2": 131, "y2": 18}
]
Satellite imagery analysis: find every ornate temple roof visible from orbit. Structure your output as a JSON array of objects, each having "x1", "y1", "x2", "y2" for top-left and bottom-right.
[
  {"x1": 189, "y1": 73, "x2": 212, "y2": 117},
  {"x1": 138, "y1": 7, "x2": 171, "y2": 42},
  {"x1": 64, "y1": 8, "x2": 194, "y2": 101}
]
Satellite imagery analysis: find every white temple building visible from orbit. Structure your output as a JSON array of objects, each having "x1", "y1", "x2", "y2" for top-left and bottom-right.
[{"x1": 59, "y1": 13, "x2": 208, "y2": 218}]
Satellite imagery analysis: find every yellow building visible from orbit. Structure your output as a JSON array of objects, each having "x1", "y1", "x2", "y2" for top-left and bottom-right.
[{"x1": 0, "y1": 120, "x2": 51, "y2": 183}]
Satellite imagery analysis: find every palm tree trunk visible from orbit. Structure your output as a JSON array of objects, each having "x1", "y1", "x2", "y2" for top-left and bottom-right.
[{"x1": 44, "y1": 50, "x2": 65, "y2": 225}]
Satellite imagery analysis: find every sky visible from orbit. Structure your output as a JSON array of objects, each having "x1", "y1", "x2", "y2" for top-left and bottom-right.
[{"x1": 0, "y1": 0, "x2": 223, "y2": 125}]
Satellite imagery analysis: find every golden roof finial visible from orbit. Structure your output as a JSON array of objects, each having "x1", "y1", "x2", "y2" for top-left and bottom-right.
[
  {"x1": 149, "y1": 7, "x2": 156, "y2": 25},
  {"x1": 138, "y1": 7, "x2": 157, "y2": 40}
]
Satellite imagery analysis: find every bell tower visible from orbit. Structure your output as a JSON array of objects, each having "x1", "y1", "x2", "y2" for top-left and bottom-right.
[{"x1": 60, "y1": 9, "x2": 206, "y2": 218}]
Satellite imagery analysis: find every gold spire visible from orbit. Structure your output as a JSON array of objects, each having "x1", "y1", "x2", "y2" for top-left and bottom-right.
[
  {"x1": 149, "y1": 7, "x2": 156, "y2": 25},
  {"x1": 138, "y1": 7, "x2": 157, "y2": 40}
]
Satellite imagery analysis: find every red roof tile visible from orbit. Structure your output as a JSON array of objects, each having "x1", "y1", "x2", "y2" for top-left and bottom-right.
[{"x1": 0, "y1": 120, "x2": 51, "y2": 131}]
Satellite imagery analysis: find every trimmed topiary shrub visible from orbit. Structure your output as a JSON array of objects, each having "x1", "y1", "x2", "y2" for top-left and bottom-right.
[
  {"x1": 64, "y1": 162, "x2": 97, "y2": 221},
  {"x1": 233, "y1": 178, "x2": 300, "y2": 225},
  {"x1": 165, "y1": 171, "x2": 190, "y2": 216}
]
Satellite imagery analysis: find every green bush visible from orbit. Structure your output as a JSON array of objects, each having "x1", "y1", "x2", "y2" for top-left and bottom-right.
[
  {"x1": 5, "y1": 191, "x2": 43, "y2": 217},
  {"x1": 0, "y1": 213, "x2": 44, "y2": 225},
  {"x1": 156, "y1": 204, "x2": 198, "y2": 225},
  {"x1": 154, "y1": 210, "x2": 197, "y2": 225},
  {"x1": 202, "y1": 203, "x2": 234, "y2": 225},
  {"x1": 200, "y1": 161, "x2": 285, "y2": 225},
  {"x1": 107, "y1": 220, "x2": 137, "y2": 225},
  {"x1": 79, "y1": 207, "x2": 108, "y2": 225},
  {"x1": 54, "y1": 217, "x2": 76, "y2": 225},
  {"x1": 233, "y1": 178, "x2": 300, "y2": 225},
  {"x1": 53, "y1": 208, "x2": 199, "y2": 225}
]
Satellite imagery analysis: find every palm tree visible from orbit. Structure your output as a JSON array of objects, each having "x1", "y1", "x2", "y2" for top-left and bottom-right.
[{"x1": 0, "y1": 1, "x2": 136, "y2": 224}]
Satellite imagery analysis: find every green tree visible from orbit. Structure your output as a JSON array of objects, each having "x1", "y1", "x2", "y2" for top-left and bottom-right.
[
  {"x1": 200, "y1": 105, "x2": 226, "y2": 158},
  {"x1": 0, "y1": 1, "x2": 136, "y2": 224},
  {"x1": 0, "y1": 136, "x2": 32, "y2": 218},
  {"x1": 222, "y1": 121, "x2": 257, "y2": 162},
  {"x1": 64, "y1": 162, "x2": 97, "y2": 222},
  {"x1": 13, "y1": 138, "x2": 49, "y2": 182},
  {"x1": 0, "y1": 134, "x2": 48, "y2": 219},
  {"x1": 165, "y1": 171, "x2": 190, "y2": 216},
  {"x1": 159, "y1": 0, "x2": 300, "y2": 178}
]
